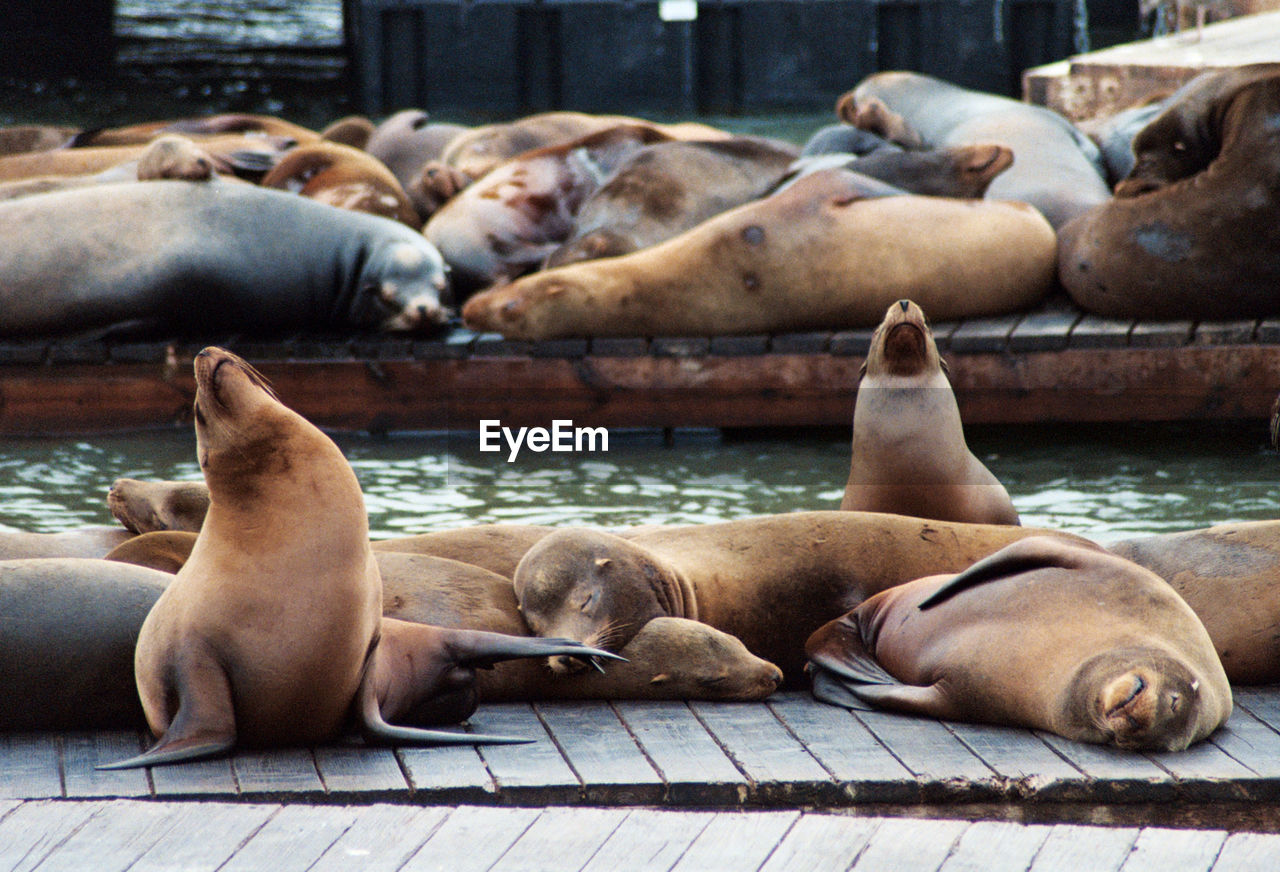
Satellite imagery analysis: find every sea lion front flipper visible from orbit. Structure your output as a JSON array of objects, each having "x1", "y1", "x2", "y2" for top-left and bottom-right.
[
  {"x1": 917, "y1": 535, "x2": 1107, "y2": 610},
  {"x1": 97, "y1": 654, "x2": 237, "y2": 770}
]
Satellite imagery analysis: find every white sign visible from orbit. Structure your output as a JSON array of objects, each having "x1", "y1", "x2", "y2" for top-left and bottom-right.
[{"x1": 659, "y1": 0, "x2": 698, "y2": 22}]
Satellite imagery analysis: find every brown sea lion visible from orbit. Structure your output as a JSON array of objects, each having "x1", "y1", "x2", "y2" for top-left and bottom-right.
[
  {"x1": 0, "y1": 124, "x2": 78, "y2": 156},
  {"x1": 806, "y1": 536, "x2": 1231, "y2": 751},
  {"x1": 319, "y1": 115, "x2": 376, "y2": 149},
  {"x1": 513, "y1": 511, "x2": 1087, "y2": 683},
  {"x1": 0, "y1": 134, "x2": 295, "y2": 183},
  {"x1": 1058, "y1": 67, "x2": 1280, "y2": 320},
  {"x1": 846, "y1": 71, "x2": 1111, "y2": 229},
  {"x1": 102, "y1": 348, "x2": 613, "y2": 769},
  {"x1": 365, "y1": 110, "x2": 470, "y2": 220},
  {"x1": 777, "y1": 143, "x2": 1013, "y2": 200},
  {"x1": 462, "y1": 168, "x2": 1056, "y2": 339},
  {"x1": 134, "y1": 135, "x2": 219, "y2": 182},
  {"x1": 260, "y1": 141, "x2": 420, "y2": 228},
  {"x1": 0, "y1": 526, "x2": 132, "y2": 560},
  {"x1": 0, "y1": 558, "x2": 170, "y2": 730},
  {"x1": 424, "y1": 124, "x2": 674, "y2": 293},
  {"x1": 1108, "y1": 521, "x2": 1280, "y2": 685},
  {"x1": 543, "y1": 136, "x2": 799, "y2": 269},
  {"x1": 842, "y1": 300, "x2": 1019, "y2": 525},
  {"x1": 70, "y1": 113, "x2": 321, "y2": 148},
  {"x1": 105, "y1": 533, "x2": 781, "y2": 702},
  {"x1": 108, "y1": 478, "x2": 210, "y2": 535},
  {"x1": 837, "y1": 94, "x2": 925, "y2": 149}
]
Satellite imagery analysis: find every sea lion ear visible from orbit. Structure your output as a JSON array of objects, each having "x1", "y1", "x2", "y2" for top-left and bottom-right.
[
  {"x1": 939, "y1": 357, "x2": 950, "y2": 376},
  {"x1": 857, "y1": 361, "x2": 867, "y2": 381}
]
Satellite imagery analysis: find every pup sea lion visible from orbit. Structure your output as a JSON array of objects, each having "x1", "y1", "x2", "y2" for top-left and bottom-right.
[
  {"x1": 106, "y1": 533, "x2": 781, "y2": 702},
  {"x1": 514, "y1": 512, "x2": 1087, "y2": 682},
  {"x1": 1058, "y1": 67, "x2": 1280, "y2": 320},
  {"x1": 102, "y1": 348, "x2": 614, "y2": 769},
  {"x1": 260, "y1": 141, "x2": 420, "y2": 228},
  {"x1": 108, "y1": 478, "x2": 210, "y2": 535},
  {"x1": 846, "y1": 71, "x2": 1111, "y2": 229},
  {"x1": 544, "y1": 136, "x2": 799, "y2": 269},
  {"x1": 842, "y1": 300, "x2": 1019, "y2": 525},
  {"x1": 0, "y1": 557, "x2": 170, "y2": 730},
  {"x1": 806, "y1": 537, "x2": 1231, "y2": 751},
  {"x1": 1109, "y1": 521, "x2": 1280, "y2": 685},
  {"x1": 0, "y1": 181, "x2": 449, "y2": 337},
  {"x1": 424, "y1": 124, "x2": 674, "y2": 293},
  {"x1": 462, "y1": 168, "x2": 1056, "y2": 339}
]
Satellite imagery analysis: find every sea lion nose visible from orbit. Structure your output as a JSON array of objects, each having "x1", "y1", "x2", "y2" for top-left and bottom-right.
[{"x1": 898, "y1": 299, "x2": 909, "y2": 312}]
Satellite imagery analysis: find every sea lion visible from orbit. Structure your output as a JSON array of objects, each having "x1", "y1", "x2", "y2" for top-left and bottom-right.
[
  {"x1": 0, "y1": 526, "x2": 133, "y2": 560},
  {"x1": 260, "y1": 141, "x2": 420, "y2": 227},
  {"x1": 778, "y1": 143, "x2": 1013, "y2": 199},
  {"x1": 0, "y1": 124, "x2": 78, "y2": 156},
  {"x1": 319, "y1": 115, "x2": 376, "y2": 149},
  {"x1": 1075, "y1": 96, "x2": 1172, "y2": 186},
  {"x1": 365, "y1": 110, "x2": 470, "y2": 220},
  {"x1": 105, "y1": 533, "x2": 781, "y2": 702},
  {"x1": 0, "y1": 181, "x2": 449, "y2": 337},
  {"x1": 845, "y1": 71, "x2": 1111, "y2": 229},
  {"x1": 69, "y1": 113, "x2": 321, "y2": 148},
  {"x1": 1109, "y1": 521, "x2": 1280, "y2": 684},
  {"x1": 108, "y1": 478, "x2": 210, "y2": 535},
  {"x1": 1058, "y1": 67, "x2": 1280, "y2": 320},
  {"x1": 838, "y1": 94, "x2": 925, "y2": 149},
  {"x1": 543, "y1": 136, "x2": 799, "y2": 269},
  {"x1": 0, "y1": 558, "x2": 170, "y2": 730},
  {"x1": 102, "y1": 348, "x2": 614, "y2": 769},
  {"x1": 805, "y1": 536, "x2": 1231, "y2": 751},
  {"x1": 461, "y1": 168, "x2": 1056, "y2": 339},
  {"x1": 134, "y1": 135, "x2": 219, "y2": 182},
  {"x1": 841, "y1": 300, "x2": 1019, "y2": 525},
  {"x1": 424, "y1": 124, "x2": 674, "y2": 293},
  {"x1": 799, "y1": 123, "x2": 902, "y2": 158},
  {"x1": 513, "y1": 511, "x2": 1087, "y2": 683},
  {"x1": 0, "y1": 134, "x2": 295, "y2": 182}
]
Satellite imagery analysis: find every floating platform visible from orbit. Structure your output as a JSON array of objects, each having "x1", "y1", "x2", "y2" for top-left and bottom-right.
[
  {"x1": 1, "y1": 303, "x2": 1278, "y2": 436},
  {"x1": 6, "y1": 689, "x2": 1280, "y2": 867},
  {"x1": 1025, "y1": 9, "x2": 1280, "y2": 120}
]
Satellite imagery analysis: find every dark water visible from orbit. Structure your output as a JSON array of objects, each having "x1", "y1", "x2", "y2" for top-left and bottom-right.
[{"x1": 0, "y1": 422, "x2": 1275, "y2": 545}]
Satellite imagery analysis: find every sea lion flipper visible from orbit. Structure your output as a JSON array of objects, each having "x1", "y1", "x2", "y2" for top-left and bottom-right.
[
  {"x1": 805, "y1": 611, "x2": 907, "y2": 710},
  {"x1": 917, "y1": 536, "x2": 1106, "y2": 610},
  {"x1": 354, "y1": 672, "x2": 532, "y2": 747},
  {"x1": 445, "y1": 627, "x2": 627, "y2": 669}
]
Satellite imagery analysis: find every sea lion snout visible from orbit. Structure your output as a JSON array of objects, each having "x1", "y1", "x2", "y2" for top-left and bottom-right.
[{"x1": 1096, "y1": 663, "x2": 1201, "y2": 751}]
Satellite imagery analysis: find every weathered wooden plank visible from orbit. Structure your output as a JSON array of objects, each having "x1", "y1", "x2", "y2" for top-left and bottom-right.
[
  {"x1": 0, "y1": 733, "x2": 62, "y2": 799},
  {"x1": 1035, "y1": 732, "x2": 1175, "y2": 800},
  {"x1": 1205, "y1": 705, "x2": 1280, "y2": 780},
  {"x1": 491, "y1": 807, "x2": 630, "y2": 872},
  {"x1": 220, "y1": 804, "x2": 361, "y2": 872},
  {"x1": 757, "y1": 814, "x2": 880, "y2": 872},
  {"x1": 1068, "y1": 314, "x2": 1132, "y2": 348},
  {"x1": 469, "y1": 704, "x2": 581, "y2": 803},
  {"x1": 1193, "y1": 321, "x2": 1257, "y2": 346},
  {"x1": 852, "y1": 710, "x2": 995, "y2": 792},
  {"x1": 233, "y1": 747, "x2": 325, "y2": 796},
  {"x1": 313, "y1": 744, "x2": 409, "y2": 798},
  {"x1": 1143, "y1": 736, "x2": 1255, "y2": 797},
  {"x1": 60, "y1": 732, "x2": 151, "y2": 799},
  {"x1": 653, "y1": 337, "x2": 712, "y2": 357},
  {"x1": 309, "y1": 805, "x2": 451, "y2": 872},
  {"x1": 1008, "y1": 308, "x2": 1082, "y2": 353},
  {"x1": 937, "y1": 820, "x2": 1052, "y2": 872},
  {"x1": 1212, "y1": 831, "x2": 1280, "y2": 871},
  {"x1": 1129, "y1": 321, "x2": 1194, "y2": 348},
  {"x1": 1027, "y1": 824, "x2": 1140, "y2": 872},
  {"x1": 0, "y1": 799, "x2": 105, "y2": 872},
  {"x1": 668, "y1": 811, "x2": 801, "y2": 872},
  {"x1": 944, "y1": 722, "x2": 1085, "y2": 799},
  {"x1": 32, "y1": 799, "x2": 185, "y2": 872},
  {"x1": 579, "y1": 809, "x2": 713, "y2": 872},
  {"x1": 612, "y1": 700, "x2": 748, "y2": 805},
  {"x1": 949, "y1": 315, "x2": 1022, "y2": 354},
  {"x1": 400, "y1": 805, "x2": 541, "y2": 872},
  {"x1": 396, "y1": 742, "x2": 497, "y2": 804},
  {"x1": 767, "y1": 694, "x2": 917, "y2": 802},
  {"x1": 709, "y1": 335, "x2": 770, "y2": 356},
  {"x1": 770, "y1": 333, "x2": 831, "y2": 355},
  {"x1": 534, "y1": 701, "x2": 664, "y2": 805},
  {"x1": 148, "y1": 753, "x2": 238, "y2": 798},
  {"x1": 128, "y1": 802, "x2": 278, "y2": 872},
  {"x1": 689, "y1": 702, "x2": 836, "y2": 804},
  {"x1": 850, "y1": 817, "x2": 969, "y2": 872},
  {"x1": 829, "y1": 330, "x2": 875, "y2": 356},
  {"x1": 1257, "y1": 318, "x2": 1280, "y2": 345},
  {"x1": 1117, "y1": 827, "x2": 1228, "y2": 872},
  {"x1": 1233, "y1": 687, "x2": 1280, "y2": 728}
]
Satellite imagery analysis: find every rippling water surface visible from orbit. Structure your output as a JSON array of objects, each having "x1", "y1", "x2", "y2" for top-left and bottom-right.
[{"x1": 0, "y1": 422, "x2": 1275, "y2": 545}]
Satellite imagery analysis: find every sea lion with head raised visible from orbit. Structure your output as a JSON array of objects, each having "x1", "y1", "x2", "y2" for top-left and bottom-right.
[
  {"x1": 462, "y1": 168, "x2": 1056, "y2": 339},
  {"x1": 515, "y1": 511, "x2": 1086, "y2": 683},
  {"x1": 842, "y1": 300, "x2": 1019, "y2": 525},
  {"x1": 261, "y1": 141, "x2": 420, "y2": 228},
  {"x1": 0, "y1": 181, "x2": 450, "y2": 338},
  {"x1": 101, "y1": 348, "x2": 614, "y2": 769},
  {"x1": 806, "y1": 536, "x2": 1231, "y2": 750}
]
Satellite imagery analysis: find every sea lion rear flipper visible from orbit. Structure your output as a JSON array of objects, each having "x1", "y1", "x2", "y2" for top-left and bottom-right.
[
  {"x1": 917, "y1": 536, "x2": 1107, "y2": 610},
  {"x1": 355, "y1": 671, "x2": 532, "y2": 747},
  {"x1": 97, "y1": 655, "x2": 237, "y2": 770},
  {"x1": 806, "y1": 611, "x2": 914, "y2": 711}
]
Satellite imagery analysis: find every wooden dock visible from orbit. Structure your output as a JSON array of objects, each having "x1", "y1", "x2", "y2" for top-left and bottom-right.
[
  {"x1": 6, "y1": 689, "x2": 1280, "y2": 868},
  {"x1": 1025, "y1": 9, "x2": 1280, "y2": 120},
  {"x1": 2, "y1": 303, "x2": 1279, "y2": 436}
]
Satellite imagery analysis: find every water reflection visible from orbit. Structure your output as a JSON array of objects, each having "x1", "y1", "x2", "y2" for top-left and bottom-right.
[{"x1": 0, "y1": 422, "x2": 1275, "y2": 544}]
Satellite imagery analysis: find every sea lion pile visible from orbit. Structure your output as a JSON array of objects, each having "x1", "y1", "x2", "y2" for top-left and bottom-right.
[{"x1": 2, "y1": 62, "x2": 1276, "y2": 340}]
